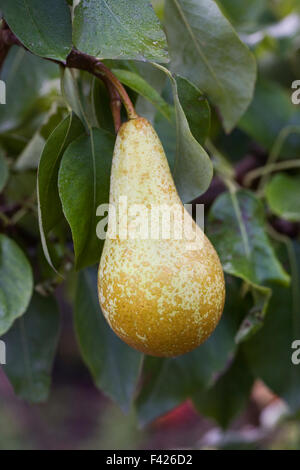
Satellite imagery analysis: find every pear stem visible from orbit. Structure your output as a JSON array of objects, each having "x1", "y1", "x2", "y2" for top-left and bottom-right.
[
  {"x1": 94, "y1": 61, "x2": 138, "y2": 120},
  {"x1": 102, "y1": 77, "x2": 122, "y2": 133}
]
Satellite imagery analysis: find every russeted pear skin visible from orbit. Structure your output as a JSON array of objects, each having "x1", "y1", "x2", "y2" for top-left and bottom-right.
[{"x1": 98, "y1": 117, "x2": 225, "y2": 357}]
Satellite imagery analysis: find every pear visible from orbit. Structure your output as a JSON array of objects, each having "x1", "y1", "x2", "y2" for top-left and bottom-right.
[{"x1": 98, "y1": 117, "x2": 225, "y2": 357}]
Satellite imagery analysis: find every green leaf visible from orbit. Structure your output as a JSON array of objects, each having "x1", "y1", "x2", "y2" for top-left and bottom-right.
[
  {"x1": 172, "y1": 76, "x2": 213, "y2": 201},
  {"x1": 75, "y1": 267, "x2": 142, "y2": 412},
  {"x1": 38, "y1": 113, "x2": 85, "y2": 270},
  {"x1": 14, "y1": 132, "x2": 45, "y2": 172},
  {"x1": 77, "y1": 71, "x2": 100, "y2": 129},
  {"x1": 243, "y1": 242, "x2": 300, "y2": 412},
  {"x1": 92, "y1": 79, "x2": 115, "y2": 134},
  {"x1": 134, "y1": 62, "x2": 168, "y2": 121},
  {"x1": 164, "y1": 0, "x2": 256, "y2": 132},
  {"x1": 136, "y1": 276, "x2": 245, "y2": 426},
  {"x1": 0, "y1": 234, "x2": 33, "y2": 336},
  {"x1": 15, "y1": 105, "x2": 67, "y2": 172},
  {"x1": 152, "y1": 74, "x2": 211, "y2": 177},
  {"x1": 207, "y1": 189, "x2": 290, "y2": 286},
  {"x1": 154, "y1": 111, "x2": 177, "y2": 170},
  {"x1": 61, "y1": 68, "x2": 88, "y2": 127},
  {"x1": 266, "y1": 173, "x2": 300, "y2": 222},
  {"x1": 235, "y1": 285, "x2": 271, "y2": 344},
  {"x1": 154, "y1": 65, "x2": 213, "y2": 202},
  {"x1": 175, "y1": 75, "x2": 210, "y2": 146},
  {"x1": 73, "y1": 0, "x2": 168, "y2": 63},
  {"x1": 216, "y1": 0, "x2": 267, "y2": 29},
  {"x1": 112, "y1": 69, "x2": 172, "y2": 120},
  {"x1": 239, "y1": 80, "x2": 300, "y2": 159},
  {"x1": 1, "y1": 0, "x2": 72, "y2": 60},
  {"x1": 0, "y1": 47, "x2": 59, "y2": 134},
  {"x1": 2, "y1": 293, "x2": 60, "y2": 402},
  {"x1": 0, "y1": 148, "x2": 9, "y2": 192},
  {"x1": 58, "y1": 128, "x2": 115, "y2": 269},
  {"x1": 61, "y1": 69, "x2": 99, "y2": 131},
  {"x1": 194, "y1": 352, "x2": 254, "y2": 429}
]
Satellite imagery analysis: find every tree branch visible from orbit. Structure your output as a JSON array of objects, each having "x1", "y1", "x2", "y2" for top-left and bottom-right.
[
  {"x1": 65, "y1": 49, "x2": 136, "y2": 120},
  {"x1": 64, "y1": 49, "x2": 124, "y2": 131},
  {"x1": 0, "y1": 24, "x2": 137, "y2": 131}
]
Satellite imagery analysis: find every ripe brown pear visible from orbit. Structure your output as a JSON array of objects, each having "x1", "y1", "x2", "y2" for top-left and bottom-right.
[{"x1": 98, "y1": 117, "x2": 225, "y2": 357}]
